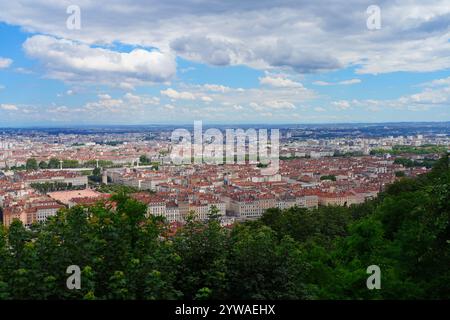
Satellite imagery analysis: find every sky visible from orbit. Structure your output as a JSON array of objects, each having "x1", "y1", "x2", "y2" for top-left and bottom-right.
[{"x1": 0, "y1": 0, "x2": 449, "y2": 126}]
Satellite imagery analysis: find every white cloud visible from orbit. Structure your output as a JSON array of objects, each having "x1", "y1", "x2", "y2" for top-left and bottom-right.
[
  {"x1": 201, "y1": 96, "x2": 213, "y2": 102},
  {"x1": 118, "y1": 82, "x2": 136, "y2": 91},
  {"x1": 161, "y1": 88, "x2": 196, "y2": 100},
  {"x1": 313, "y1": 79, "x2": 361, "y2": 86},
  {"x1": 23, "y1": 35, "x2": 176, "y2": 86},
  {"x1": 0, "y1": 104, "x2": 18, "y2": 111},
  {"x1": 157, "y1": 81, "x2": 315, "y2": 114},
  {"x1": 422, "y1": 76, "x2": 450, "y2": 87},
  {"x1": 2, "y1": 1, "x2": 450, "y2": 75},
  {"x1": 98, "y1": 94, "x2": 112, "y2": 100},
  {"x1": 338, "y1": 79, "x2": 361, "y2": 85},
  {"x1": 342, "y1": 78, "x2": 450, "y2": 112},
  {"x1": 264, "y1": 100, "x2": 296, "y2": 110},
  {"x1": 409, "y1": 88, "x2": 449, "y2": 104},
  {"x1": 14, "y1": 67, "x2": 32, "y2": 74},
  {"x1": 259, "y1": 76, "x2": 303, "y2": 88},
  {"x1": 249, "y1": 102, "x2": 263, "y2": 111},
  {"x1": 314, "y1": 107, "x2": 326, "y2": 112},
  {"x1": 124, "y1": 93, "x2": 140, "y2": 104},
  {"x1": 313, "y1": 81, "x2": 331, "y2": 86},
  {"x1": 48, "y1": 106, "x2": 69, "y2": 113},
  {"x1": 332, "y1": 100, "x2": 351, "y2": 110},
  {"x1": 0, "y1": 57, "x2": 12, "y2": 69},
  {"x1": 164, "y1": 104, "x2": 175, "y2": 110},
  {"x1": 202, "y1": 84, "x2": 232, "y2": 93},
  {"x1": 86, "y1": 96, "x2": 123, "y2": 111}
]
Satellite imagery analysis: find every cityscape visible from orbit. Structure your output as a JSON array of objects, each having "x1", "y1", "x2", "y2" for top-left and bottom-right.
[
  {"x1": 1, "y1": 123, "x2": 448, "y2": 228},
  {"x1": 0, "y1": 0, "x2": 449, "y2": 311}
]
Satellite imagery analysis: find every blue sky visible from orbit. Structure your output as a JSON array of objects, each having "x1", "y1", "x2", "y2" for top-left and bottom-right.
[{"x1": 0, "y1": 1, "x2": 449, "y2": 126}]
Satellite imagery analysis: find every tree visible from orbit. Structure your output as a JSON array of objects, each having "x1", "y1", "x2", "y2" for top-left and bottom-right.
[
  {"x1": 395, "y1": 171, "x2": 405, "y2": 177},
  {"x1": 25, "y1": 158, "x2": 38, "y2": 171},
  {"x1": 151, "y1": 162, "x2": 159, "y2": 171},
  {"x1": 227, "y1": 224, "x2": 310, "y2": 299},
  {"x1": 62, "y1": 160, "x2": 79, "y2": 168},
  {"x1": 139, "y1": 155, "x2": 150, "y2": 164},
  {"x1": 89, "y1": 168, "x2": 102, "y2": 183},
  {"x1": 48, "y1": 158, "x2": 60, "y2": 169},
  {"x1": 320, "y1": 175, "x2": 336, "y2": 181},
  {"x1": 173, "y1": 208, "x2": 228, "y2": 299},
  {"x1": 38, "y1": 161, "x2": 48, "y2": 169},
  {"x1": 92, "y1": 167, "x2": 101, "y2": 176}
]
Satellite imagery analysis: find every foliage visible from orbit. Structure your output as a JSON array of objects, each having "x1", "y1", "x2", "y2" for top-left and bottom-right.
[
  {"x1": 48, "y1": 158, "x2": 61, "y2": 169},
  {"x1": 38, "y1": 161, "x2": 48, "y2": 169},
  {"x1": 371, "y1": 144, "x2": 447, "y2": 156},
  {"x1": 394, "y1": 157, "x2": 437, "y2": 169},
  {"x1": 30, "y1": 182, "x2": 85, "y2": 193},
  {"x1": 97, "y1": 184, "x2": 140, "y2": 194},
  {"x1": 395, "y1": 171, "x2": 405, "y2": 177},
  {"x1": 139, "y1": 155, "x2": 151, "y2": 165},
  {"x1": 25, "y1": 158, "x2": 38, "y2": 171},
  {"x1": 84, "y1": 160, "x2": 114, "y2": 168}
]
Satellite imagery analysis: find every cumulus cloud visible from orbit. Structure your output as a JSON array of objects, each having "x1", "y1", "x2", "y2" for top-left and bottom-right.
[
  {"x1": 63, "y1": 92, "x2": 159, "y2": 118},
  {"x1": 158, "y1": 80, "x2": 315, "y2": 113},
  {"x1": 259, "y1": 75, "x2": 303, "y2": 88},
  {"x1": 0, "y1": 104, "x2": 18, "y2": 111},
  {"x1": 338, "y1": 78, "x2": 450, "y2": 112},
  {"x1": 0, "y1": 57, "x2": 12, "y2": 68},
  {"x1": 2, "y1": 1, "x2": 450, "y2": 124},
  {"x1": 332, "y1": 100, "x2": 351, "y2": 110},
  {"x1": 171, "y1": 35, "x2": 246, "y2": 66},
  {"x1": 98, "y1": 94, "x2": 112, "y2": 100},
  {"x1": 263, "y1": 100, "x2": 296, "y2": 110},
  {"x1": 2, "y1": 1, "x2": 450, "y2": 74},
  {"x1": 409, "y1": 88, "x2": 449, "y2": 104},
  {"x1": 339, "y1": 79, "x2": 361, "y2": 85},
  {"x1": 23, "y1": 35, "x2": 176, "y2": 86},
  {"x1": 164, "y1": 104, "x2": 175, "y2": 110},
  {"x1": 161, "y1": 88, "x2": 196, "y2": 100},
  {"x1": 201, "y1": 96, "x2": 213, "y2": 102},
  {"x1": 422, "y1": 76, "x2": 450, "y2": 87},
  {"x1": 202, "y1": 84, "x2": 232, "y2": 93}
]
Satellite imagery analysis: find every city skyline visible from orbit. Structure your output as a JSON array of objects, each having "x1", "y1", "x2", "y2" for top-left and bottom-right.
[{"x1": 0, "y1": 1, "x2": 450, "y2": 126}]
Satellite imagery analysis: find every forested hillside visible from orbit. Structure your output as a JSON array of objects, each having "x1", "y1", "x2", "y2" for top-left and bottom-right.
[{"x1": 0, "y1": 155, "x2": 448, "y2": 300}]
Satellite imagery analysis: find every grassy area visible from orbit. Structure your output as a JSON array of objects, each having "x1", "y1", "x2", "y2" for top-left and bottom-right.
[{"x1": 371, "y1": 144, "x2": 448, "y2": 155}]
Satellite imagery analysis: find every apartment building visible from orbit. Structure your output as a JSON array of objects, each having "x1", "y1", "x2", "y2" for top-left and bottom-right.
[
  {"x1": 17, "y1": 171, "x2": 88, "y2": 187},
  {"x1": 3, "y1": 195, "x2": 63, "y2": 227}
]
